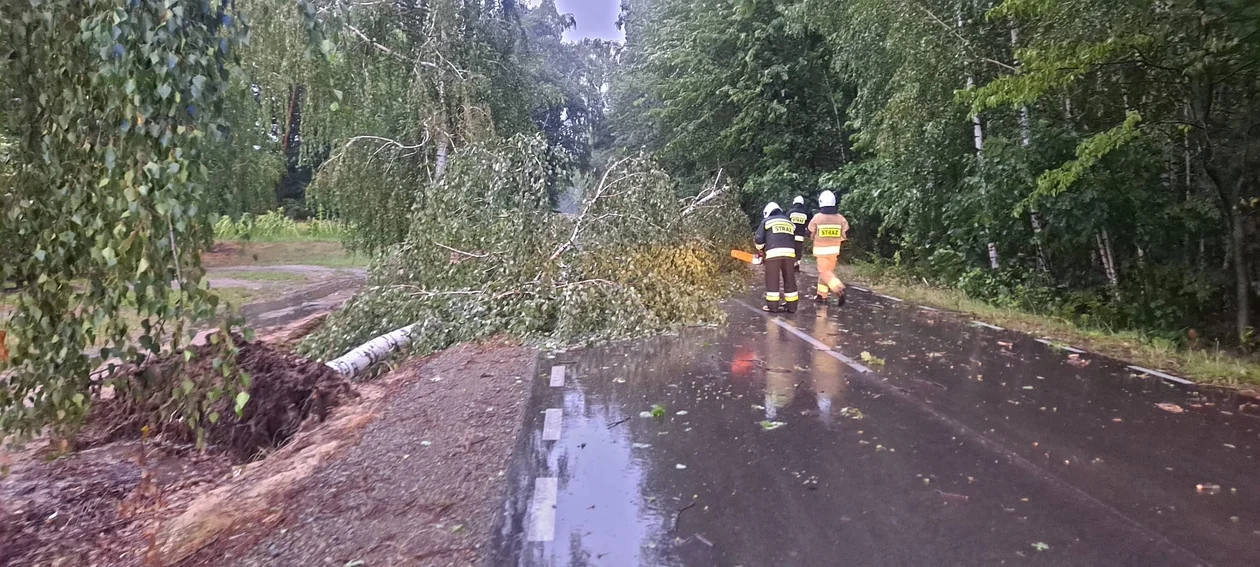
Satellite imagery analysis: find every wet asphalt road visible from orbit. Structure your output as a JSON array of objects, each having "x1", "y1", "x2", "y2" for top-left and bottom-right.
[{"x1": 490, "y1": 288, "x2": 1260, "y2": 566}]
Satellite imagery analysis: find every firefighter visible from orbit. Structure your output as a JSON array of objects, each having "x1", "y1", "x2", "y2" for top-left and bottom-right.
[
  {"x1": 808, "y1": 190, "x2": 850, "y2": 306},
  {"x1": 789, "y1": 196, "x2": 810, "y2": 272},
  {"x1": 754, "y1": 202, "x2": 800, "y2": 313}
]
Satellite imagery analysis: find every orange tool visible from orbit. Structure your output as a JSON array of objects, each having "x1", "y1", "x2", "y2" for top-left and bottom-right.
[{"x1": 730, "y1": 250, "x2": 759, "y2": 264}]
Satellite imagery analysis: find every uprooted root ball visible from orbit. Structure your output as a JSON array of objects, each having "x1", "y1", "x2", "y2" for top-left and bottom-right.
[{"x1": 85, "y1": 338, "x2": 355, "y2": 463}]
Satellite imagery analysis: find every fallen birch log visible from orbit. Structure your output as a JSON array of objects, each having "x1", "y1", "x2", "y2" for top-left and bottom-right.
[{"x1": 325, "y1": 323, "x2": 418, "y2": 377}]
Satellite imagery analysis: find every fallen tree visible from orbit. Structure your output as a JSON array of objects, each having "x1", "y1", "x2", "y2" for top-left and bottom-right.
[{"x1": 302, "y1": 135, "x2": 748, "y2": 366}]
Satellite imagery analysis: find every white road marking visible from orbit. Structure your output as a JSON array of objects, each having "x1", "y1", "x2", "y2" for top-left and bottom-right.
[
  {"x1": 526, "y1": 477, "x2": 558, "y2": 542},
  {"x1": 771, "y1": 319, "x2": 829, "y2": 351},
  {"x1": 972, "y1": 321, "x2": 1004, "y2": 331},
  {"x1": 825, "y1": 350, "x2": 873, "y2": 374},
  {"x1": 1128, "y1": 365, "x2": 1195, "y2": 386},
  {"x1": 549, "y1": 365, "x2": 566, "y2": 387},
  {"x1": 1035, "y1": 338, "x2": 1086, "y2": 354},
  {"x1": 919, "y1": 306, "x2": 939, "y2": 312},
  {"x1": 733, "y1": 303, "x2": 1205, "y2": 562},
  {"x1": 753, "y1": 306, "x2": 874, "y2": 374},
  {"x1": 542, "y1": 408, "x2": 563, "y2": 441},
  {"x1": 877, "y1": 294, "x2": 903, "y2": 302},
  {"x1": 850, "y1": 286, "x2": 871, "y2": 293}
]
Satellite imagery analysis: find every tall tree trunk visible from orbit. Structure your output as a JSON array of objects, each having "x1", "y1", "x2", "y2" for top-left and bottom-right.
[
  {"x1": 282, "y1": 85, "x2": 301, "y2": 154},
  {"x1": 1011, "y1": 26, "x2": 1047, "y2": 273},
  {"x1": 1229, "y1": 203, "x2": 1252, "y2": 341},
  {"x1": 1097, "y1": 230, "x2": 1119, "y2": 297},
  {"x1": 962, "y1": 2, "x2": 995, "y2": 268}
]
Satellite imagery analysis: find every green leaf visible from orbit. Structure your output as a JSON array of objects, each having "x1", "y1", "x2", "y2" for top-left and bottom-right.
[
  {"x1": 234, "y1": 391, "x2": 251, "y2": 415},
  {"x1": 182, "y1": 379, "x2": 194, "y2": 394},
  {"x1": 157, "y1": 83, "x2": 172, "y2": 100}
]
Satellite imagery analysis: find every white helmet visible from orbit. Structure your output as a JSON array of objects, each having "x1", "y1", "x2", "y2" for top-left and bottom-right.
[
  {"x1": 792, "y1": 195, "x2": 805, "y2": 205},
  {"x1": 763, "y1": 202, "x2": 781, "y2": 218},
  {"x1": 819, "y1": 190, "x2": 837, "y2": 208}
]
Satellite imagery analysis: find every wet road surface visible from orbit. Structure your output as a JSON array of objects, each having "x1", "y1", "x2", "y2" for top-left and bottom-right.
[{"x1": 490, "y1": 288, "x2": 1260, "y2": 566}]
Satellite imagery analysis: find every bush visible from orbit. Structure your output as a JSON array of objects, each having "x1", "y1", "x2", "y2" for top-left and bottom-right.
[{"x1": 214, "y1": 209, "x2": 344, "y2": 242}]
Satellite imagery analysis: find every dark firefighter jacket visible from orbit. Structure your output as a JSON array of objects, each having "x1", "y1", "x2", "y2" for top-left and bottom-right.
[
  {"x1": 788, "y1": 203, "x2": 810, "y2": 243},
  {"x1": 755, "y1": 211, "x2": 798, "y2": 259}
]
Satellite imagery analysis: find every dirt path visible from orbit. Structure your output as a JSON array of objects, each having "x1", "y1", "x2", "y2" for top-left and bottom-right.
[{"x1": 194, "y1": 343, "x2": 535, "y2": 566}]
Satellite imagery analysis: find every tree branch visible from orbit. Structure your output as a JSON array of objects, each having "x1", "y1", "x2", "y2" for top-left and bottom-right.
[
  {"x1": 550, "y1": 156, "x2": 636, "y2": 261},
  {"x1": 433, "y1": 241, "x2": 488, "y2": 259},
  {"x1": 681, "y1": 169, "x2": 726, "y2": 217}
]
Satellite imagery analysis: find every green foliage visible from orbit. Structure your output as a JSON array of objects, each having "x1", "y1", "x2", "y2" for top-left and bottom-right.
[
  {"x1": 610, "y1": 0, "x2": 851, "y2": 209},
  {"x1": 300, "y1": 136, "x2": 747, "y2": 365},
  {"x1": 298, "y1": 0, "x2": 609, "y2": 253},
  {"x1": 0, "y1": 0, "x2": 327, "y2": 441},
  {"x1": 1029, "y1": 112, "x2": 1143, "y2": 209},
  {"x1": 213, "y1": 209, "x2": 343, "y2": 242},
  {"x1": 615, "y1": 0, "x2": 1258, "y2": 344}
]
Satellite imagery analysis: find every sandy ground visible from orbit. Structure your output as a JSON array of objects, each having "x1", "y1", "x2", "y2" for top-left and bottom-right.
[
  {"x1": 188, "y1": 343, "x2": 534, "y2": 566},
  {"x1": 0, "y1": 334, "x2": 533, "y2": 567}
]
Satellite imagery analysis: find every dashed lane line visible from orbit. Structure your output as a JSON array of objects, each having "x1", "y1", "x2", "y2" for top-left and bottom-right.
[
  {"x1": 526, "y1": 477, "x2": 558, "y2": 542},
  {"x1": 542, "y1": 408, "x2": 563, "y2": 441},
  {"x1": 549, "y1": 364, "x2": 566, "y2": 387}
]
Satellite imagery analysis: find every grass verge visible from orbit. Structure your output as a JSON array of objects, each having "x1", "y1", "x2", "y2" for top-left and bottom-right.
[
  {"x1": 838, "y1": 264, "x2": 1260, "y2": 389},
  {"x1": 203, "y1": 241, "x2": 370, "y2": 269}
]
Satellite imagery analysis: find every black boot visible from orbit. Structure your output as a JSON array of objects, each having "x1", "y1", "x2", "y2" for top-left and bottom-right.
[{"x1": 834, "y1": 292, "x2": 847, "y2": 307}]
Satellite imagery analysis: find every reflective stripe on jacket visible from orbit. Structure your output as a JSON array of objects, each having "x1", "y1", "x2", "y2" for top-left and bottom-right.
[
  {"x1": 789, "y1": 204, "x2": 810, "y2": 242},
  {"x1": 808, "y1": 212, "x2": 850, "y2": 257},
  {"x1": 755, "y1": 213, "x2": 797, "y2": 259}
]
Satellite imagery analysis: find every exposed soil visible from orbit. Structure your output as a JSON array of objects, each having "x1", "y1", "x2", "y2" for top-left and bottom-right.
[
  {"x1": 0, "y1": 315, "x2": 353, "y2": 567},
  {"x1": 2, "y1": 305, "x2": 532, "y2": 567},
  {"x1": 191, "y1": 342, "x2": 536, "y2": 566},
  {"x1": 83, "y1": 337, "x2": 355, "y2": 464}
]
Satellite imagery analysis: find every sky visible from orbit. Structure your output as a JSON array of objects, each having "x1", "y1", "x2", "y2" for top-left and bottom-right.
[{"x1": 536, "y1": 0, "x2": 625, "y2": 42}]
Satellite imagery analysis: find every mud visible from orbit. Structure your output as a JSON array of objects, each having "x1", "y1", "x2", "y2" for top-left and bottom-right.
[{"x1": 0, "y1": 442, "x2": 231, "y2": 566}]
